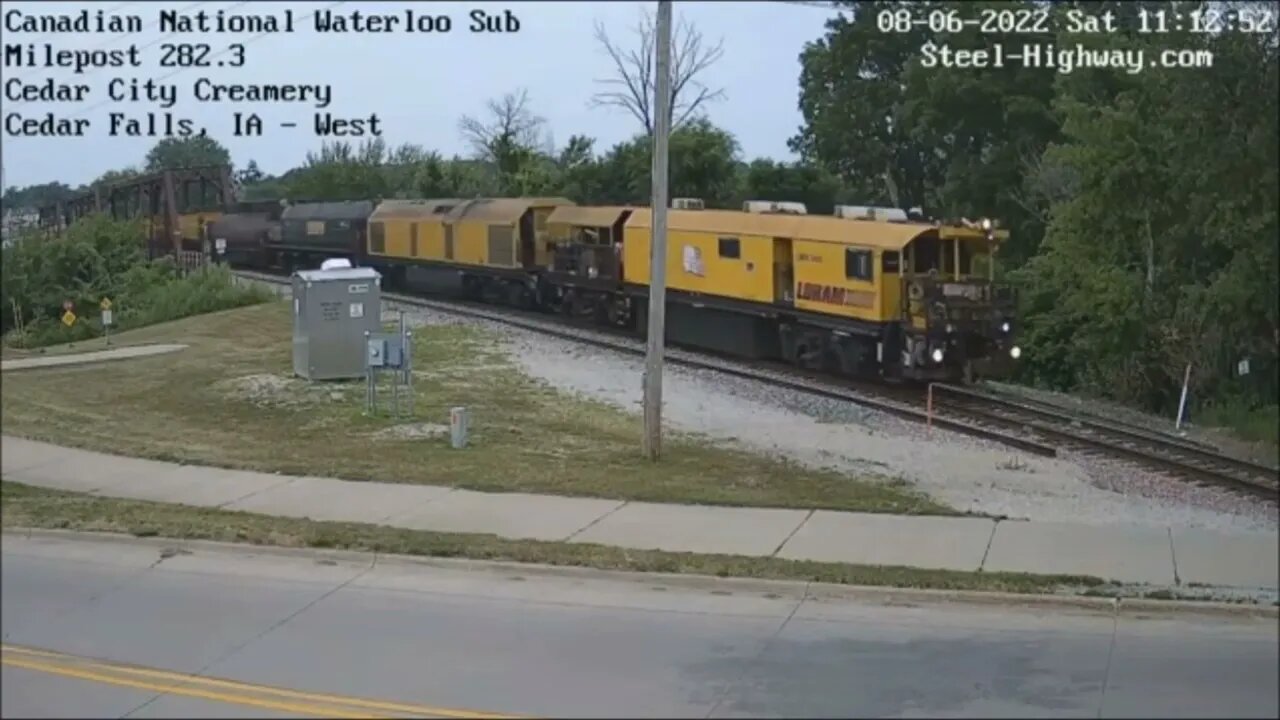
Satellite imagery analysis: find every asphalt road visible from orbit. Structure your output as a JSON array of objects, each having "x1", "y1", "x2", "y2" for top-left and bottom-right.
[{"x1": 2, "y1": 532, "x2": 1276, "y2": 719}]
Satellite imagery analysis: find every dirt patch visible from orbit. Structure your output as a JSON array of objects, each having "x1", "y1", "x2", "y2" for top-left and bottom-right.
[
  {"x1": 372, "y1": 423, "x2": 450, "y2": 441},
  {"x1": 214, "y1": 373, "x2": 362, "y2": 409}
]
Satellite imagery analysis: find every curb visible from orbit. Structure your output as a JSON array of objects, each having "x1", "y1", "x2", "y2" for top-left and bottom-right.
[{"x1": 5, "y1": 528, "x2": 1276, "y2": 621}]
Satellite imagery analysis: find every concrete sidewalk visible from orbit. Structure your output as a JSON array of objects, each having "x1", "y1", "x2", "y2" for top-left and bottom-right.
[
  {"x1": 2, "y1": 435, "x2": 1275, "y2": 591},
  {"x1": 0, "y1": 344, "x2": 187, "y2": 372}
]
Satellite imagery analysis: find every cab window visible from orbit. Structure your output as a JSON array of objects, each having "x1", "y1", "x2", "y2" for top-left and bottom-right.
[
  {"x1": 718, "y1": 237, "x2": 741, "y2": 259},
  {"x1": 845, "y1": 248, "x2": 873, "y2": 281}
]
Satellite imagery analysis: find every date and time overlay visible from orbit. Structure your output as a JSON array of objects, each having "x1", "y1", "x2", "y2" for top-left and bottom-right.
[{"x1": 887, "y1": 5, "x2": 1275, "y2": 74}]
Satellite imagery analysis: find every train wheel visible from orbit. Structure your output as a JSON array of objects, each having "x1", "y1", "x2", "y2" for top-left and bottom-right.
[{"x1": 790, "y1": 329, "x2": 827, "y2": 371}]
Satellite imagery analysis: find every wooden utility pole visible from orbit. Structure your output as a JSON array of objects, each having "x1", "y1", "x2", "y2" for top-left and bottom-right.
[{"x1": 643, "y1": 0, "x2": 674, "y2": 460}]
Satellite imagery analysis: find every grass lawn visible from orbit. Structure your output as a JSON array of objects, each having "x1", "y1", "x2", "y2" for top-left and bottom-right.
[
  {"x1": 0, "y1": 300, "x2": 950, "y2": 514},
  {"x1": 0, "y1": 480, "x2": 1094, "y2": 596}
]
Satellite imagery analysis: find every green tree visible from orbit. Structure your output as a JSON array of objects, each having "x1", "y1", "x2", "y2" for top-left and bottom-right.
[
  {"x1": 2, "y1": 182, "x2": 76, "y2": 210},
  {"x1": 552, "y1": 135, "x2": 607, "y2": 204},
  {"x1": 458, "y1": 89, "x2": 547, "y2": 177},
  {"x1": 598, "y1": 119, "x2": 741, "y2": 207},
  {"x1": 235, "y1": 160, "x2": 264, "y2": 186},
  {"x1": 287, "y1": 139, "x2": 392, "y2": 201},
  {"x1": 1, "y1": 214, "x2": 146, "y2": 336},
  {"x1": 411, "y1": 156, "x2": 500, "y2": 198},
  {"x1": 741, "y1": 160, "x2": 850, "y2": 215},
  {"x1": 144, "y1": 136, "x2": 232, "y2": 172},
  {"x1": 901, "y1": 0, "x2": 1062, "y2": 263},
  {"x1": 791, "y1": 0, "x2": 938, "y2": 210},
  {"x1": 792, "y1": 0, "x2": 1062, "y2": 262},
  {"x1": 92, "y1": 168, "x2": 142, "y2": 188},
  {"x1": 1015, "y1": 12, "x2": 1278, "y2": 412}
]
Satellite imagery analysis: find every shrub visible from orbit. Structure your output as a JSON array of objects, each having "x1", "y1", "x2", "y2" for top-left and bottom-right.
[{"x1": 2, "y1": 214, "x2": 271, "y2": 349}]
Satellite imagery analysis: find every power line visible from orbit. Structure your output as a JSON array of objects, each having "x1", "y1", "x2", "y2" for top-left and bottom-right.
[
  {"x1": 777, "y1": 0, "x2": 848, "y2": 11},
  {"x1": 81, "y1": 0, "x2": 208, "y2": 51},
  {"x1": 97, "y1": 2, "x2": 141, "y2": 16},
  {"x1": 65, "y1": 0, "x2": 347, "y2": 121}
]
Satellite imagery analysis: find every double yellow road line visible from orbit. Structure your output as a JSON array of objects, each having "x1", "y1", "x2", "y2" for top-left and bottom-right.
[{"x1": 1, "y1": 643, "x2": 519, "y2": 718}]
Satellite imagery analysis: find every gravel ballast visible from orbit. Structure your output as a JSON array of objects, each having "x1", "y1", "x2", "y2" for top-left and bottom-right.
[{"x1": 376, "y1": 297, "x2": 1279, "y2": 534}]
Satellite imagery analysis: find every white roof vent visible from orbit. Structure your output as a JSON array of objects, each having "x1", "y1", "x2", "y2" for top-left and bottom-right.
[
  {"x1": 672, "y1": 198, "x2": 705, "y2": 210},
  {"x1": 320, "y1": 258, "x2": 354, "y2": 270},
  {"x1": 743, "y1": 200, "x2": 808, "y2": 215},
  {"x1": 834, "y1": 205, "x2": 909, "y2": 222}
]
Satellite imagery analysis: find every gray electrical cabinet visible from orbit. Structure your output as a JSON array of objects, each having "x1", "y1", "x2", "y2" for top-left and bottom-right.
[{"x1": 292, "y1": 267, "x2": 382, "y2": 380}]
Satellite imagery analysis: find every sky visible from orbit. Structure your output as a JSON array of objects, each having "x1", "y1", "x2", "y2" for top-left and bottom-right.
[{"x1": 0, "y1": 0, "x2": 842, "y2": 189}]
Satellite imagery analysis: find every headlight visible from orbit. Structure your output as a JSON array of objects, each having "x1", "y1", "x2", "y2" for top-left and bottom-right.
[
  {"x1": 945, "y1": 323, "x2": 954, "y2": 334},
  {"x1": 931, "y1": 348, "x2": 944, "y2": 363},
  {"x1": 1001, "y1": 321, "x2": 1010, "y2": 333},
  {"x1": 1010, "y1": 346, "x2": 1022, "y2": 360},
  {"x1": 981, "y1": 218, "x2": 993, "y2": 231}
]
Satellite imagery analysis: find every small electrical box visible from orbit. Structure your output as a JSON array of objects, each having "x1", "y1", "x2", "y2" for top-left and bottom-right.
[
  {"x1": 367, "y1": 338, "x2": 387, "y2": 368},
  {"x1": 366, "y1": 334, "x2": 404, "y2": 370},
  {"x1": 384, "y1": 338, "x2": 404, "y2": 369}
]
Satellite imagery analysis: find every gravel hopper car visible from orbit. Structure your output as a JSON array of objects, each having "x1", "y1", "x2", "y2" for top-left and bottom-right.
[{"x1": 363, "y1": 196, "x2": 574, "y2": 307}]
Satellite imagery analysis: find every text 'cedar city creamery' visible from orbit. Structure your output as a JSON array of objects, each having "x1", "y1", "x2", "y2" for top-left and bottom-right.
[{"x1": 6, "y1": 77, "x2": 332, "y2": 110}]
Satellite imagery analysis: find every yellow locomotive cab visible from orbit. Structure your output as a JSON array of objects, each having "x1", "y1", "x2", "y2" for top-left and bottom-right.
[
  {"x1": 895, "y1": 220, "x2": 1018, "y2": 380},
  {"x1": 623, "y1": 205, "x2": 1019, "y2": 382}
]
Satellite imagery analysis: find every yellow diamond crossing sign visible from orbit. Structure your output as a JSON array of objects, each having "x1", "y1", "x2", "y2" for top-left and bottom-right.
[
  {"x1": 100, "y1": 297, "x2": 112, "y2": 311},
  {"x1": 61, "y1": 310, "x2": 76, "y2": 327}
]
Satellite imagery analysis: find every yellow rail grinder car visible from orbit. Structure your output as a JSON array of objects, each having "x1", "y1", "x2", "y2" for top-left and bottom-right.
[
  {"x1": 446, "y1": 197, "x2": 572, "y2": 269},
  {"x1": 366, "y1": 196, "x2": 574, "y2": 308},
  {"x1": 368, "y1": 198, "x2": 462, "y2": 261},
  {"x1": 618, "y1": 204, "x2": 1018, "y2": 381}
]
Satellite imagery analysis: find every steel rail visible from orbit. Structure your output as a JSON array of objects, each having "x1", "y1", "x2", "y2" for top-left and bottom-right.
[{"x1": 930, "y1": 383, "x2": 1278, "y2": 500}]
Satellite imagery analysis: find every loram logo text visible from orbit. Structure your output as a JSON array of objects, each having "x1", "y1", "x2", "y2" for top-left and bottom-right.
[{"x1": 796, "y1": 282, "x2": 874, "y2": 308}]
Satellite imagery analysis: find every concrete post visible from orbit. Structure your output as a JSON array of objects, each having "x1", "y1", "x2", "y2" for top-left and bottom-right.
[{"x1": 450, "y1": 407, "x2": 469, "y2": 449}]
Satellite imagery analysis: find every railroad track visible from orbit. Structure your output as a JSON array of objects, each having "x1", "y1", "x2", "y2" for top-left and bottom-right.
[
  {"x1": 928, "y1": 383, "x2": 1280, "y2": 501},
  {"x1": 978, "y1": 384, "x2": 1222, "y2": 453},
  {"x1": 233, "y1": 269, "x2": 1055, "y2": 456}
]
